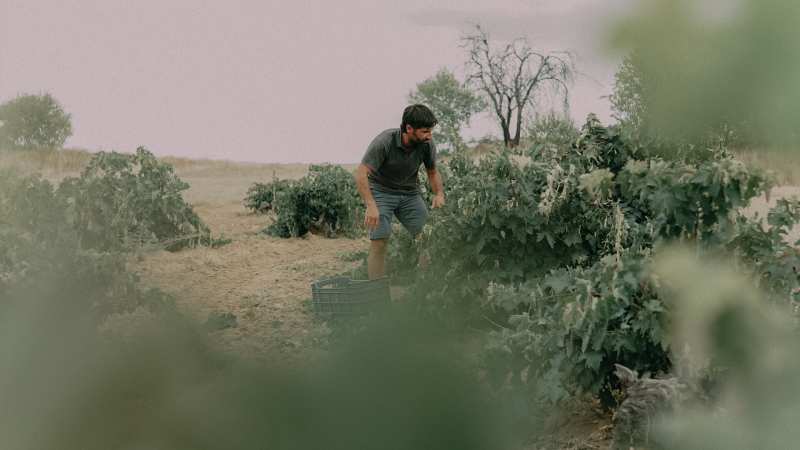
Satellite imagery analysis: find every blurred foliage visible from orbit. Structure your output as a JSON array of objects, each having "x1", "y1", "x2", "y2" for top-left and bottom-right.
[
  {"x1": 409, "y1": 68, "x2": 486, "y2": 153},
  {"x1": 265, "y1": 164, "x2": 364, "y2": 238},
  {"x1": 0, "y1": 169, "x2": 175, "y2": 319},
  {"x1": 0, "y1": 289, "x2": 517, "y2": 450},
  {"x1": 1, "y1": 147, "x2": 227, "y2": 319},
  {"x1": 204, "y1": 311, "x2": 238, "y2": 331},
  {"x1": 610, "y1": 49, "x2": 759, "y2": 155},
  {"x1": 0, "y1": 93, "x2": 72, "y2": 150},
  {"x1": 611, "y1": 0, "x2": 800, "y2": 145},
  {"x1": 650, "y1": 249, "x2": 800, "y2": 450}
]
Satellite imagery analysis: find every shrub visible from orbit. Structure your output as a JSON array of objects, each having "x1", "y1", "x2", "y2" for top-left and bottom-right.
[
  {"x1": 405, "y1": 115, "x2": 790, "y2": 408},
  {"x1": 244, "y1": 179, "x2": 293, "y2": 213},
  {"x1": 409, "y1": 119, "x2": 628, "y2": 312},
  {"x1": 0, "y1": 170, "x2": 174, "y2": 319},
  {"x1": 58, "y1": 147, "x2": 219, "y2": 251},
  {"x1": 0, "y1": 93, "x2": 72, "y2": 150},
  {"x1": 266, "y1": 164, "x2": 363, "y2": 238}
]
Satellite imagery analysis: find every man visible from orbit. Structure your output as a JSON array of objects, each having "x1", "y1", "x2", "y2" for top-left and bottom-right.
[{"x1": 355, "y1": 104, "x2": 445, "y2": 280}]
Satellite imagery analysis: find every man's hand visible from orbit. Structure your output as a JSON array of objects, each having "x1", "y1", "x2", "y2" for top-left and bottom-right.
[
  {"x1": 364, "y1": 203, "x2": 380, "y2": 230},
  {"x1": 426, "y1": 168, "x2": 445, "y2": 210},
  {"x1": 432, "y1": 193, "x2": 445, "y2": 209}
]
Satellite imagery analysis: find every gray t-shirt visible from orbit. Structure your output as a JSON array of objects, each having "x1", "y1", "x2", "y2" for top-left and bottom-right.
[{"x1": 361, "y1": 128, "x2": 436, "y2": 194}]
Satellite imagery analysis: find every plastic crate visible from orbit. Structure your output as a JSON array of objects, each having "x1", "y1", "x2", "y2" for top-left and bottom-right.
[{"x1": 311, "y1": 276, "x2": 390, "y2": 315}]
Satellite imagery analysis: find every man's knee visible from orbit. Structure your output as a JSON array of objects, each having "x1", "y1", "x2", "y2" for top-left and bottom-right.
[
  {"x1": 370, "y1": 238, "x2": 388, "y2": 254},
  {"x1": 405, "y1": 213, "x2": 427, "y2": 236},
  {"x1": 398, "y1": 196, "x2": 428, "y2": 236}
]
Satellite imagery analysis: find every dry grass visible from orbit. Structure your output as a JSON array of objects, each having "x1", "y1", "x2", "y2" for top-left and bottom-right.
[
  {"x1": 0, "y1": 148, "x2": 357, "y2": 204},
  {"x1": 733, "y1": 148, "x2": 800, "y2": 185},
  {"x1": 0, "y1": 147, "x2": 92, "y2": 179}
]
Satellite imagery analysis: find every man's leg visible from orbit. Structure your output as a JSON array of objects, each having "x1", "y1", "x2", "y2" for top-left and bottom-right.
[
  {"x1": 367, "y1": 190, "x2": 398, "y2": 279},
  {"x1": 368, "y1": 238, "x2": 388, "y2": 279},
  {"x1": 396, "y1": 193, "x2": 429, "y2": 236},
  {"x1": 396, "y1": 193, "x2": 429, "y2": 269}
]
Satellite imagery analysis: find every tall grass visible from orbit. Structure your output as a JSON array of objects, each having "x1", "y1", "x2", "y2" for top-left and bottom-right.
[{"x1": 733, "y1": 148, "x2": 800, "y2": 185}]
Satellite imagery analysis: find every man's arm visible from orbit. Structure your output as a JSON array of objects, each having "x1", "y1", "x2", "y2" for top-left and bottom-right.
[
  {"x1": 426, "y1": 167, "x2": 445, "y2": 209},
  {"x1": 355, "y1": 164, "x2": 380, "y2": 230}
]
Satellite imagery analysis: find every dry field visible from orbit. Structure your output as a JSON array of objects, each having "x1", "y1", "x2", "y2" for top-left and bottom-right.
[
  {"x1": 132, "y1": 158, "x2": 365, "y2": 359},
  {"x1": 0, "y1": 148, "x2": 363, "y2": 358}
]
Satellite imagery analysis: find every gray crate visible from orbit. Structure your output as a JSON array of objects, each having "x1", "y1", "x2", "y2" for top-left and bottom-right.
[{"x1": 311, "y1": 276, "x2": 390, "y2": 315}]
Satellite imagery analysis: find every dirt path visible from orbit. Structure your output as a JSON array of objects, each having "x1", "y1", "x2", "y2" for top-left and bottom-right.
[{"x1": 131, "y1": 179, "x2": 368, "y2": 359}]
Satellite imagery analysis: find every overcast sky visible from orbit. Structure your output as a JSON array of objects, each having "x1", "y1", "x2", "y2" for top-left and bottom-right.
[{"x1": 0, "y1": 0, "x2": 634, "y2": 163}]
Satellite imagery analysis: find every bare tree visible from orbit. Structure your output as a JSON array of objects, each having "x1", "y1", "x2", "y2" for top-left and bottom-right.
[{"x1": 462, "y1": 24, "x2": 575, "y2": 148}]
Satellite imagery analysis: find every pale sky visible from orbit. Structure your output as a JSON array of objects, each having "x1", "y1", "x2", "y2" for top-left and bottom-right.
[{"x1": 0, "y1": 0, "x2": 633, "y2": 164}]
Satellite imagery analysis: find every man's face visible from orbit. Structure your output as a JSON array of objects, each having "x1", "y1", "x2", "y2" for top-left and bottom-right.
[{"x1": 406, "y1": 126, "x2": 434, "y2": 144}]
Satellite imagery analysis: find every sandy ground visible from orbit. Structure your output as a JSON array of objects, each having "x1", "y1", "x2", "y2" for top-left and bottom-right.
[{"x1": 130, "y1": 165, "x2": 367, "y2": 358}]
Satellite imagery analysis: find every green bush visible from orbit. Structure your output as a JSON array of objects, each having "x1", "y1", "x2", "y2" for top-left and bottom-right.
[
  {"x1": 410, "y1": 117, "x2": 634, "y2": 312},
  {"x1": 0, "y1": 93, "x2": 72, "y2": 150},
  {"x1": 525, "y1": 112, "x2": 579, "y2": 155},
  {"x1": 244, "y1": 178, "x2": 293, "y2": 214},
  {"x1": 403, "y1": 115, "x2": 791, "y2": 408},
  {"x1": 58, "y1": 147, "x2": 219, "y2": 251},
  {"x1": 1, "y1": 147, "x2": 225, "y2": 318},
  {"x1": 0, "y1": 170, "x2": 174, "y2": 319},
  {"x1": 266, "y1": 164, "x2": 363, "y2": 238}
]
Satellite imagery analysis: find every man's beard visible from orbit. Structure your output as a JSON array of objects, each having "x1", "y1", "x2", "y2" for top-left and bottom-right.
[{"x1": 410, "y1": 135, "x2": 429, "y2": 145}]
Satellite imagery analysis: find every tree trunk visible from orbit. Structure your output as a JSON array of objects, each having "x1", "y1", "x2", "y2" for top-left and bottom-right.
[
  {"x1": 500, "y1": 118, "x2": 512, "y2": 147},
  {"x1": 502, "y1": 125, "x2": 512, "y2": 147},
  {"x1": 511, "y1": 109, "x2": 524, "y2": 148}
]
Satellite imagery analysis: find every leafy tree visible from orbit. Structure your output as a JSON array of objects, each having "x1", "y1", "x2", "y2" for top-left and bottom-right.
[
  {"x1": 462, "y1": 24, "x2": 575, "y2": 148},
  {"x1": 408, "y1": 69, "x2": 485, "y2": 153},
  {"x1": 609, "y1": 51, "x2": 648, "y2": 131},
  {"x1": 0, "y1": 93, "x2": 73, "y2": 150},
  {"x1": 525, "y1": 111, "x2": 579, "y2": 154}
]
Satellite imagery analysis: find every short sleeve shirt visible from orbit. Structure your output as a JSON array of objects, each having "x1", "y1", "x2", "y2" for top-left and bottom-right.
[{"x1": 361, "y1": 128, "x2": 436, "y2": 194}]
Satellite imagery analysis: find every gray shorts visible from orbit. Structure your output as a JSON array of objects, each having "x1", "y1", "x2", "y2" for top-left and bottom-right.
[{"x1": 369, "y1": 189, "x2": 428, "y2": 240}]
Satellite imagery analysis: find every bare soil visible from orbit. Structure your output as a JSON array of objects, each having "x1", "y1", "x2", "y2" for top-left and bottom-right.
[{"x1": 129, "y1": 165, "x2": 366, "y2": 359}]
